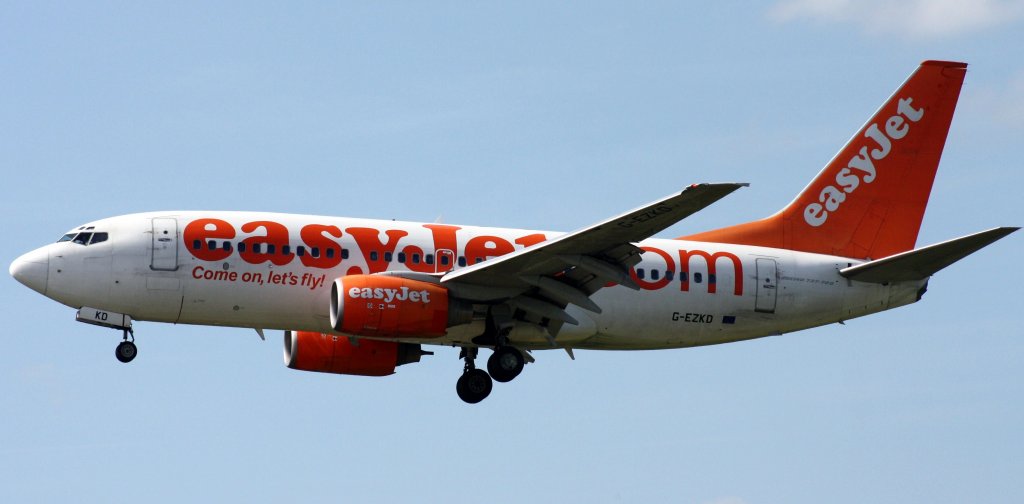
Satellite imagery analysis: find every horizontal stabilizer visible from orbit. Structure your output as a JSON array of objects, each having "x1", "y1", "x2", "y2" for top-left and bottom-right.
[{"x1": 839, "y1": 227, "x2": 1018, "y2": 283}]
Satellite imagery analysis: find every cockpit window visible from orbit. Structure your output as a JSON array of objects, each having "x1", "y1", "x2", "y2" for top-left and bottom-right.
[{"x1": 59, "y1": 231, "x2": 109, "y2": 246}]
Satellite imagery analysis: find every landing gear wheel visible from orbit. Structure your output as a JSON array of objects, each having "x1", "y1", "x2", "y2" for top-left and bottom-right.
[
  {"x1": 115, "y1": 340, "x2": 137, "y2": 363},
  {"x1": 456, "y1": 369, "x2": 493, "y2": 404},
  {"x1": 488, "y1": 346, "x2": 525, "y2": 383}
]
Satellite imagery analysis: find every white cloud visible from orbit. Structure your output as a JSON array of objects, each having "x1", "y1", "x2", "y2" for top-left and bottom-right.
[{"x1": 768, "y1": 0, "x2": 1024, "y2": 38}]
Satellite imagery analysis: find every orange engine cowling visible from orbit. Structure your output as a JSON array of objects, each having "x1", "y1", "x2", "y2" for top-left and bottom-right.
[
  {"x1": 284, "y1": 330, "x2": 425, "y2": 376},
  {"x1": 329, "y1": 275, "x2": 472, "y2": 338}
]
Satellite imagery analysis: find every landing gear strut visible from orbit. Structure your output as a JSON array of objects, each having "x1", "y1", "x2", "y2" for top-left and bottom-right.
[
  {"x1": 456, "y1": 347, "x2": 492, "y2": 404},
  {"x1": 115, "y1": 328, "x2": 137, "y2": 363}
]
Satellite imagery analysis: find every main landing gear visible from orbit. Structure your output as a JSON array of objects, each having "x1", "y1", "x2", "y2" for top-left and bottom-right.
[
  {"x1": 115, "y1": 328, "x2": 137, "y2": 363},
  {"x1": 455, "y1": 305, "x2": 529, "y2": 403},
  {"x1": 456, "y1": 348, "x2": 492, "y2": 404},
  {"x1": 488, "y1": 346, "x2": 525, "y2": 383},
  {"x1": 455, "y1": 345, "x2": 526, "y2": 404}
]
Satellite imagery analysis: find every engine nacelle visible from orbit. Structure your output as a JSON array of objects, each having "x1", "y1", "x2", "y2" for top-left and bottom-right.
[
  {"x1": 283, "y1": 330, "x2": 425, "y2": 376},
  {"x1": 329, "y1": 275, "x2": 472, "y2": 338}
]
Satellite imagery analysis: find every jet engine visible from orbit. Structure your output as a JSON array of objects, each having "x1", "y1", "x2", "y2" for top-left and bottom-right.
[
  {"x1": 283, "y1": 330, "x2": 426, "y2": 376},
  {"x1": 329, "y1": 275, "x2": 472, "y2": 338}
]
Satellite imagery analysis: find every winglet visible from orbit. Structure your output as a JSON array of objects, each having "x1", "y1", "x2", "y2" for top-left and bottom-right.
[{"x1": 840, "y1": 227, "x2": 1018, "y2": 283}]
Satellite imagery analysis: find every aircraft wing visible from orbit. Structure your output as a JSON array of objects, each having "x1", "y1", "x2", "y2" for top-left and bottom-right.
[{"x1": 439, "y1": 183, "x2": 746, "y2": 319}]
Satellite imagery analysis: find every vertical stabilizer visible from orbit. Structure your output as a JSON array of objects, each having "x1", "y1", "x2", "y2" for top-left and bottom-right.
[{"x1": 682, "y1": 61, "x2": 967, "y2": 260}]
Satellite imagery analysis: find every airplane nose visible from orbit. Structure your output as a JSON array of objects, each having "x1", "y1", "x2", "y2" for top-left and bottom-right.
[{"x1": 10, "y1": 247, "x2": 49, "y2": 295}]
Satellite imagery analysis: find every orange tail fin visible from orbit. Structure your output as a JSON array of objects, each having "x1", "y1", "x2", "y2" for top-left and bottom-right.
[{"x1": 682, "y1": 60, "x2": 967, "y2": 260}]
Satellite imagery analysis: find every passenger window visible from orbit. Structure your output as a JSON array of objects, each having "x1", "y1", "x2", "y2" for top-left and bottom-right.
[
  {"x1": 223, "y1": 242, "x2": 232, "y2": 252},
  {"x1": 311, "y1": 247, "x2": 320, "y2": 258},
  {"x1": 341, "y1": 249, "x2": 349, "y2": 259},
  {"x1": 238, "y1": 242, "x2": 246, "y2": 253},
  {"x1": 397, "y1": 252, "x2": 406, "y2": 263},
  {"x1": 425, "y1": 254, "x2": 434, "y2": 265},
  {"x1": 440, "y1": 255, "x2": 450, "y2": 266},
  {"x1": 370, "y1": 251, "x2": 379, "y2": 261},
  {"x1": 267, "y1": 244, "x2": 276, "y2": 254},
  {"x1": 296, "y1": 246, "x2": 305, "y2": 257},
  {"x1": 326, "y1": 248, "x2": 335, "y2": 259},
  {"x1": 636, "y1": 268, "x2": 646, "y2": 280},
  {"x1": 458, "y1": 256, "x2": 466, "y2": 267},
  {"x1": 651, "y1": 269, "x2": 660, "y2": 280},
  {"x1": 192, "y1": 239, "x2": 202, "y2": 250},
  {"x1": 282, "y1": 244, "x2": 290, "y2": 255},
  {"x1": 90, "y1": 232, "x2": 108, "y2": 245},
  {"x1": 253, "y1": 243, "x2": 262, "y2": 254},
  {"x1": 680, "y1": 271, "x2": 688, "y2": 283},
  {"x1": 694, "y1": 272, "x2": 703, "y2": 283},
  {"x1": 412, "y1": 254, "x2": 420, "y2": 264},
  {"x1": 666, "y1": 271, "x2": 675, "y2": 281},
  {"x1": 384, "y1": 252, "x2": 393, "y2": 262},
  {"x1": 207, "y1": 240, "x2": 217, "y2": 250},
  {"x1": 709, "y1": 274, "x2": 716, "y2": 284}
]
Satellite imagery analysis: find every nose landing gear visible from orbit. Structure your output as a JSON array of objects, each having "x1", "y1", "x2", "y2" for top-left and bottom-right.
[
  {"x1": 115, "y1": 328, "x2": 137, "y2": 363},
  {"x1": 74, "y1": 307, "x2": 138, "y2": 364}
]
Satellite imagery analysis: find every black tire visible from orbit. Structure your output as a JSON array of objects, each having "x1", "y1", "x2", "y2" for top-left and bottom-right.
[
  {"x1": 487, "y1": 346, "x2": 525, "y2": 383},
  {"x1": 456, "y1": 369, "x2": 493, "y2": 404},
  {"x1": 115, "y1": 341, "x2": 137, "y2": 363}
]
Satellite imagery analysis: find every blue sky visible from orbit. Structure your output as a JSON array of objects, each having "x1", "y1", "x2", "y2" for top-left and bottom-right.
[{"x1": 2, "y1": 2, "x2": 1022, "y2": 503}]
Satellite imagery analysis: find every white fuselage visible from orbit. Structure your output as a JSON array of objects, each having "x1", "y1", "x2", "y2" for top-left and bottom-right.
[{"x1": 23, "y1": 211, "x2": 926, "y2": 350}]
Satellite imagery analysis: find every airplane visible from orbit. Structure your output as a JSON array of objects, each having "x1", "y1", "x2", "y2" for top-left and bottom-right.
[{"x1": 9, "y1": 60, "x2": 1018, "y2": 404}]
